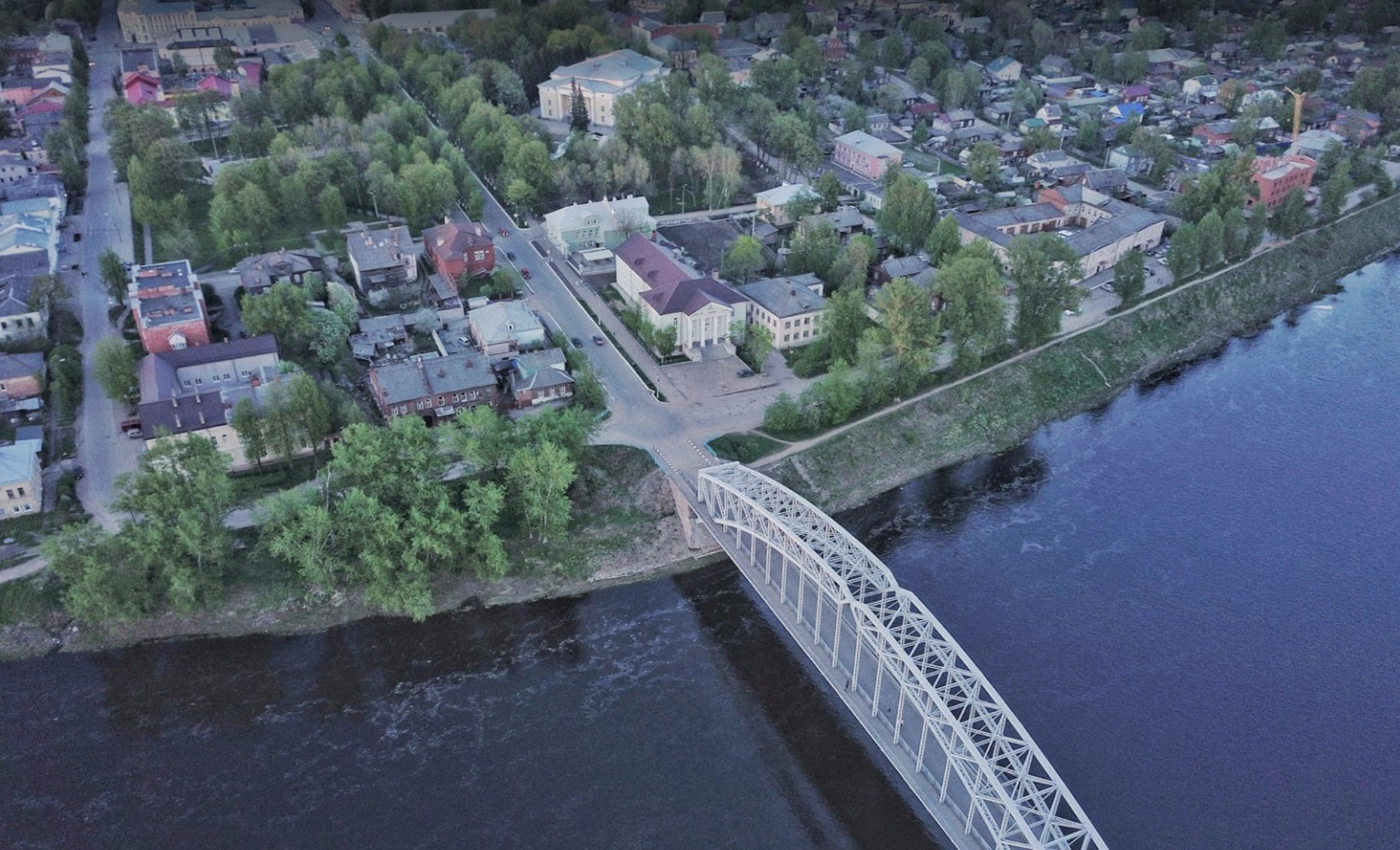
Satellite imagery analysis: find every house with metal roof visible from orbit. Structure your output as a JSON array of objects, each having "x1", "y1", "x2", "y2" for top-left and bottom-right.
[
  {"x1": 0, "y1": 274, "x2": 44, "y2": 343},
  {"x1": 614, "y1": 232, "x2": 750, "y2": 357},
  {"x1": 507, "y1": 348, "x2": 574, "y2": 407},
  {"x1": 537, "y1": 49, "x2": 666, "y2": 127},
  {"x1": 737, "y1": 273, "x2": 826, "y2": 349},
  {"x1": 543, "y1": 196, "x2": 655, "y2": 257},
  {"x1": 129, "y1": 259, "x2": 211, "y2": 354},
  {"x1": 368, "y1": 353, "x2": 499, "y2": 424},
  {"x1": 0, "y1": 438, "x2": 41, "y2": 519},
  {"x1": 346, "y1": 225, "x2": 417, "y2": 304},
  {"x1": 467, "y1": 300, "x2": 546, "y2": 357}
]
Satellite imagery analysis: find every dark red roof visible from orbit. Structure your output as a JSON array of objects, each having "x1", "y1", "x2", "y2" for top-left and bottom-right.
[
  {"x1": 615, "y1": 232, "x2": 693, "y2": 291},
  {"x1": 641, "y1": 276, "x2": 746, "y2": 316}
]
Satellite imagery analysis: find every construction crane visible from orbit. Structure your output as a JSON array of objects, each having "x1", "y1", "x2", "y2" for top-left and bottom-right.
[{"x1": 1284, "y1": 87, "x2": 1308, "y2": 144}]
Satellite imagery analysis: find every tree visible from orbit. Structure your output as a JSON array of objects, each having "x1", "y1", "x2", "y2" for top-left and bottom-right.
[
  {"x1": 823, "y1": 284, "x2": 869, "y2": 366},
  {"x1": 926, "y1": 214, "x2": 963, "y2": 267},
  {"x1": 1244, "y1": 18, "x2": 1286, "y2": 61},
  {"x1": 230, "y1": 397, "x2": 268, "y2": 469},
  {"x1": 214, "y1": 41, "x2": 238, "y2": 74},
  {"x1": 1248, "y1": 198, "x2": 1269, "y2": 251},
  {"x1": 1007, "y1": 235, "x2": 1083, "y2": 349},
  {"x1": 45, "y1": 524, "x2": 152, "y2": 623},
  {"x1": 241, "y1": 282, "x2": 315, "y2": 360},
  {"x1": 569, "y1": 77, "x2": 589, "y2": 132},
  {"x1": 873, "y1": 276, "x2": 938, "y2": 393},
  {"x1": 507, "y1": 440, "x2": 576, "y2": 542},
  {"x1": 1196, "y1": 209, "x2": 1225, "y2": 271},
  {"x1": 1271, "y1": 188, "x2": 1310, "y2": 239},
  {"x1": 1113, "y1": 251, "x2": 1145, "y2": 306},
  {"x1": 113, "y1": 435, "x2": 235, "y2": 612},
  {"x1": 816, "y1": 170, "x2": 843, "y2": 212},
  {"x1": 786, "y1": 217, "x2": 842, "y2": 282},
  {"x1": 722, "y1": 235, "x2": 765, "y2": 283},
  {"x1": 879, "y1": 35, "x2": 906, "y2": 72},
  {"x1": 877, "y1": 173, "x2": 937, "y2": 255},
  {"x1": 741, "y1": 322, "x2": 774, "y2": 372},
  {"x1": 92, "y1": 338, "x2": 139, "y2": 404},
  {"x1": 965, "y1": 141, "x2": 1001, "y2": 185},
  {"x1": 1222, "y1": 207, "x2": 1249, "y2": 263},
  {"x1": 907, "y1": 56, "x2": 931, "y2": 93},
  {"x1": 843, "y1": 101, "x2": 868, "y2": 135},
  {"x1": 939, "y1": 249, "x2": 1006, "y2": 372},
  {"x1": 1320, "y1": 168, "x2": 1353, "y2": 220},
  {"x1": 27, "y1": 273, "x2": 69, "y2": 317},
  {"x1": 318, "y1": 185, "x2": 347, "y2": 232},
  {"x1": 1166, "y1": 221, "x2": 1199, "y2": 281}
]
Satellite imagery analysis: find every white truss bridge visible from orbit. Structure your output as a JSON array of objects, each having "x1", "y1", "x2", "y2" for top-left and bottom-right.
[{"x1": 695, "y1": 462, "x2": 1110, "y2": 850}]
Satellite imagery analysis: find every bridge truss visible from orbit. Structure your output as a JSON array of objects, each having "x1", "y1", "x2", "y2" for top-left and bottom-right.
[{"x1": 697, "y1": 462, "x2": 1110, "y2": 850}]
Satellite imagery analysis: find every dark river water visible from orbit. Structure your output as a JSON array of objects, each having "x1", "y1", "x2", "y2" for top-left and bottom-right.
[{"x1": 5, "y1": 261, "x2": 1400, "y2": 850}]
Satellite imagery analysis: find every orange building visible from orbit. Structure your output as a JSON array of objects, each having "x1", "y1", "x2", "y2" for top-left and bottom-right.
[{"x1": 1247, "y1": 154, "x2": 1317, "y2": 209}]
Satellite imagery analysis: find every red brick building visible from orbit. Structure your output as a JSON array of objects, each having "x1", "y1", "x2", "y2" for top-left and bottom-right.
[
  {"x1": 422, "y1": 216, "x2": 495, "y2": 283},
  {"x1": 129, "y1": 260, "x2": 211, "y2": 354},
  {"x1": 1246, "y1": 154, "x2": 1317, "y2": 209},
  {"x1": 1192, "y1": 120, "x2": 1235, "y2": 147}
]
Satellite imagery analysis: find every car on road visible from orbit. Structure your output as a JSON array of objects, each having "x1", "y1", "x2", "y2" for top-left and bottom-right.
[
  {"x1": 593, "y1": 335, "x2": 606, "y2": 345},
  {"x1": 506, "y1": 251, "x2": 516, "y2": 261},
  {"x1": 737, "y1": 368, "x2": 755, "y2": 378},
  {"x1": 570, "y1": 337, "x2": 583, "y2": 348},
  {"x1": 499, "y1": 228, "x2": 510, "y2": 237},
  {"x1": 228, "y1": 266, "x2": 239, "y2": 274},
  {"x1": 520, "y1": 267, "x2": 531, "y2": 280},
  {"x1": 125, "y1": 427, "x2": 142, "y2": 439},
  {"x1": 71, "y1": 466, "x2": 84, "y2": 480}
]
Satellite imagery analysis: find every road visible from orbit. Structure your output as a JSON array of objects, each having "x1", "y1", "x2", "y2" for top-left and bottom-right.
[{"x1": 70, "y1": 1, "x2": 143, "y2": 531}]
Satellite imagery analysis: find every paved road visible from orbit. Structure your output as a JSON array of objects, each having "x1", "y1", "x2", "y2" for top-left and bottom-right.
[{"x1": 71, "y1": 3, "x2": 143, "y2": 531}]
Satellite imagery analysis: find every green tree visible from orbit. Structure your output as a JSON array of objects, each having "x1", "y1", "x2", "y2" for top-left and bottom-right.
[
  {"x1": 45, "y1": 524, "x2": 152, "y2": 623},
  {"x1": 1112, "y1": 250, "x2": 1146, "y2": 306},
  {"x1": 1007, "y1": 235, "x2": 1083, "y2": 349},
  {"x1": 939, "y1": 249, "x2": 1006, "y2": 372},
  {"x1": 92, "y1": 338, "x2": 139, "y2": 404},
  {"x1": 114, "y1": 435, "x2": 235, "y2": 612},
  {"x1": 507, "y1": 440, "x2": 576, "y2": 542},
  {"x1": 873, "y1": 276, "x2": 938, "y2": 393},
  {"x1": 722, "y1": 234, "x2": 765, "y2": 283},
  {"x1": 1244, "y1": 18, "x2": 1286, "y2": 61},
  {"x1": 1271, "y1": 188, "x2": 1310, "y2": 239},
  {"x1": 823, "y1": 284, "x2": 869, "y2": 366},
  {"x1": 569, "y1": 78, "x2": 590, "y2": 132},
  {"x1": 742, "y1": 322, "x2": 774, "y2": 372},
  {"x1": 241, "y1": 282, "x2": 315, "y2": 360},
  {"x1": 762, "y1": 392, "x2": 807, "y2": 437},
  {"x1": 1319, "y1": 168, "x2": 1353, "y2": 220},
  {"x1": 229, "y1": 397, "x2": 268, "y2": 469},
  {"x1": 1248, "y1": 198, "x2": 1269, "y2": 251},
  {"x1": 1222, "y1": 207, "x2": 1249, "y2": 263},
  {"x1": 318, "y1": 185, "x2": 348, "y2": 232},
  {"x1": 1197, "y1": 209, "x2": 1225, "y2": 271},
  {"x1": 786, "y1": 217, "x2": 842, "y2": 283},
  {"x1": 214, "y1": 41, "x2": 238, "y2": 74},
  {"x1": 877, "y1": 172, "x2": 937, "y2": 255},
  {"x1": 965, "y1": 141, "x2": 1001, "y2": 185},
  {"x1": 1166, "y1": 221, "x2": 1199, "y2": 281},
  {"x1": 926, "y1": 214, "x2": 963, "y2": 267},
  {"x1": 816, "y1": 170, "x2": 843, "y2": 211}
]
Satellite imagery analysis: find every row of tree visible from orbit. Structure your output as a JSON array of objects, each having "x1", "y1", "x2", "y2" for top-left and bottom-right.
[{"x1": 44, "y1": 406, "x2": 603, "y2": 624}]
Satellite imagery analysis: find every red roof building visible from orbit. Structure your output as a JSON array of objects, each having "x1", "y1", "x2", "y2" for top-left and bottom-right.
[{"x1": 422, "y1": 216, "x2": 495, "y2": 283}]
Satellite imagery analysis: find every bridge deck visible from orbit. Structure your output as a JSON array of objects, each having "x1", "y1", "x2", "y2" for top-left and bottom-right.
[{"x1": 692, "y1": 463, "x2": 1109, "y2": 850}]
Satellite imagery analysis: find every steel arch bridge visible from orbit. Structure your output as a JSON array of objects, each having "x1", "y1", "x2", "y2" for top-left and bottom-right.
[{"x1": 696, "y1": 462, "x2": 1110, "y2": 850}]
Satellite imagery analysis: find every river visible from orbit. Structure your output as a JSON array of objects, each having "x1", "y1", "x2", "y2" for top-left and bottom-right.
[{"x1": 4, "y1": 260, "x2": 1399, "y2": 849}]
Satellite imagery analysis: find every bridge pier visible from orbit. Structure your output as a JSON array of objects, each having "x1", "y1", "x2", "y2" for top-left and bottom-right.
[{"x1": 669, "y1": 477, "x2": 716, "y2": 551}]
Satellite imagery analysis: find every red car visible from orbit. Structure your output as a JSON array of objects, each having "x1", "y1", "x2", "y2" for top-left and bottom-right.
[{"x1": 520, "y1": 267, "x2": 531, "y2": 280}]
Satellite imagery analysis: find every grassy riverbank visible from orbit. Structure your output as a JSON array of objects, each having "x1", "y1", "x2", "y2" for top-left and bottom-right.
[
  {"x1": 763, "y1": 195, "x2": 1400, "y2": 513},
  {"x1": 0, "y1": 446, "x2": 724, "y2": 662}
]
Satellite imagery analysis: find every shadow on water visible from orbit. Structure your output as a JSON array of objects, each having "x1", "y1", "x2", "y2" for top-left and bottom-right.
[
  {"x1": 96, "y1": 596, "x2": 589, "y2": 731},
  {"x1": 839, "y1": 444, "x2": 1050, "y2": 553},
  {"x1": 675, "y1": 565, "x2": 947, "y2": 850}
]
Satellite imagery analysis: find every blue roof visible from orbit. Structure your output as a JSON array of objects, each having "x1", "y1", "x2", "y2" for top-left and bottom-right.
[
  {"x1": 1107, "y1": 102, "x2": 1146, "y2": 123},
  {"x1": 986, "y1": 56, "x2": 1017, "y2": 73}
]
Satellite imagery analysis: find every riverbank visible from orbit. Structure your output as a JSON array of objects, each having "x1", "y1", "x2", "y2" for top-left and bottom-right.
[
  {"x1": 762, "y1": 194, "x2": 1400, "y2": 513},
  {"x1": 0, "y1": 450, "x2": 724, "y2": 662},
  {"x1": 5, "y1": 196, "x2": 1397, "y2": 663}
]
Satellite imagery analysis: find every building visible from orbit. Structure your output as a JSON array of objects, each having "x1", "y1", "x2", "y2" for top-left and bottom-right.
[
  {"x1": 118, "y1": 0, "x2": 305, "y2": 45},
  {"x1": 374, "y1": 9, "x2": 494, "y2": 34},
  {"x1": 136, "y1": 335, "x2": 287, "y2": 469},
  {"x1": 543, "y1": 196, "x2": 655, "y2": 257},
  {"x1": 613, "y1": 233, "x2": 749, "y2": 356},
  {"x1": 129, "y1": 260, "x2": 211, "y2": 354},
  {"x1": 537, "y1": 49, "x2": 666, "y2": 128},
  {"x1": 238, "y1": 248, "x2": 322, "y2": 296},
  {"x1": 158, "y1": 24, "x2": 314, "y2": 72},
  {"x1": 422, "y1": 215, "x2": 495, "y2": 282},
  {"x1": 833, "y1": 131, "x2": 903, "y2": 180},
  {"x1": 1193, "y1": 120, "x2": 1235, "y2": 147},
  {"x1": 0, "y1": 274, "x2": 45, "y2": 342},
  {"x1": 954, "y1": 185, "x2": 1166, "y2": 279},
  {"x1": 1329, "y1": 109, "x2": 1381, "y2": 144},
  {"x1": 0, "y1": 351, "x2": 44, "y2": 404},
  {"x1": 0, "y1": 439, "x2": 42, "y2": 519},
  {"x1": 737, "y1": 273, "x2": 826, "y2": 348},
  {"x1": 1247, "y1": 154, "x2": 1317, "y2": 209},
  {"x1": 346, "y1": 226, "x2": 417, "y2": 303},
  {"x1": 755, "y1": 183, "x2": 817, "y2": 227},
  {"x1": 984, "y1": 55, "x2": 1022, "y2": 83},
  {"x1": 369, "y1": 353, "x2": 498, "y2": 424},
  {"x1": 506, "y1": 348, "x2": 574, "y2": 408},
  {"x1": 467, "y1": 300, "x2": 546, "y2": 357}
]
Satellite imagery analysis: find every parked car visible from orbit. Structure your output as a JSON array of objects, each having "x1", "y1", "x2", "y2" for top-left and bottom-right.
[
  {"x1": 520, "y1": 267, "x2": 531, "y2": 280},
  {"x1": 499, "y1": 228, "x2": 509, "y2": 237},
  {"x1": 125, "y1": 427, "x2": 142, "y2": 439},
  {"x1": 506, "y1": 251, "x2": 516, "y2": 261},
  {"x1": 71, "y1": 466, "x2": 84, "y2": 480},
  {"x1": 570, "y1": 337, "x2": 583, "y2": 348},
  {"x1": 593, "y1": 335, "x2": 605, "y2": 345},
  {"x1": 737, "y1": 368, "x2": 755, "y2": 378}
]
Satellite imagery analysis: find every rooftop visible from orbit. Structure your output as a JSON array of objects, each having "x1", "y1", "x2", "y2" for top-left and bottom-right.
[
  {"x1": 738, "y1": 274, "x2": 825, "y2": 319},
  {"x1": 834, "y1": 130, "x2": 902, "y2": 159},
  {"x1": 372, "y1": 354, "x2": 497, "y2": 405},
  {"x1": 347, "y1": 226, "x2": 414, "y2": 272}
]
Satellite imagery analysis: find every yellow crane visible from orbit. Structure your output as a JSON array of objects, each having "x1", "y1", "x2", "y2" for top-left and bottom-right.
[{"x1": 1284, "y1": 87, "x2": 1308, "y2": 144}]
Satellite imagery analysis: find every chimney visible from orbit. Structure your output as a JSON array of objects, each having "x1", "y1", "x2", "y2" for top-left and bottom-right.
[
  {"x1": 171, "y1": 395, "x2": 178, "y2": 408},
  {"x1": 198, "y1": 411, "x2": 206, "y2": 425},
  {"x1": 174, "y1": 414, "x2": 182, "y2": 429}
]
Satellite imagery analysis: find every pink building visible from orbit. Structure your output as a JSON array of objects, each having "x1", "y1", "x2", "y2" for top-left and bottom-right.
[{"x1": 832, "y1": 130, "x2": 903, "y2": 180}]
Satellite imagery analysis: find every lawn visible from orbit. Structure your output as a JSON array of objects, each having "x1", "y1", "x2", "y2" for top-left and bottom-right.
[
  {"x1": 897, "y1": 146, "x2": 965, "y2": 177},
  {"x1": 152, "y1": 184, "x2": 313, "y2": 270},
  {"x1": 710, "y1": 431, "x2": 787, "y2": 463}
]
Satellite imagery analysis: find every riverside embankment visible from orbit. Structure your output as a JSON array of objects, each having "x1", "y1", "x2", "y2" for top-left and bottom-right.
[{"x1": 762, "y1": 193, "x2": 1400, "y2": 513}]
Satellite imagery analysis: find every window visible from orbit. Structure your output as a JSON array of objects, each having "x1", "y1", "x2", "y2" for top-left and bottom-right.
[
  {"x1": 4, "y1": 489, "x2": 11, "y2": 499},
  {"x1": 16, "y1": 487, "x2": 24, "y2": 496},
  {"x1": 194, "y1": 378, "x2": 202, "y2": 385}
]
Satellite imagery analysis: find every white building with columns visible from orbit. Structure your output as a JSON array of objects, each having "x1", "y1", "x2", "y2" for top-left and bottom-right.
[{"x1": 614, "y1": 233, "x2": 749, "y2": 357}]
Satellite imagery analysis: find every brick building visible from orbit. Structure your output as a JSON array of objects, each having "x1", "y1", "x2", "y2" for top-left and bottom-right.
[
  {"x1": 422, "y1": 215, "x2": 495, "y2": 282},
  {"x1": 369, "y1": 354, "x2": 499, "y2": 425},
  {"x1": 129, "y1": 260, "x2": 211, "y2": 354},
  {"x1": 1247, "y1": 155, "x2": 1317, "y2": 210},
  {"x1": 833, "y1": 131, "x2": 903, "y2": 180}
]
